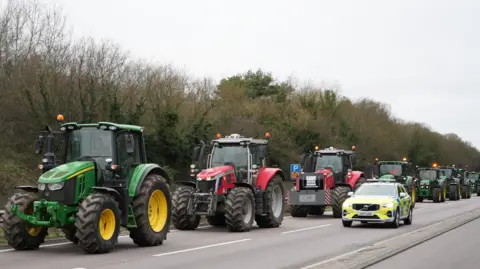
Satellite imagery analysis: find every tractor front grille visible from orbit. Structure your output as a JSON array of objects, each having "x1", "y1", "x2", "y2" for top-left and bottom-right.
[
  {"x1": 352, "y1": 204, "x2": 380, "y2": 211},
  {"x1": 39, "y1": 178, "x2": 76, "y2": 205},
  {"x1": 197, "y1": 180, "x2": 216, "y2": 193}
]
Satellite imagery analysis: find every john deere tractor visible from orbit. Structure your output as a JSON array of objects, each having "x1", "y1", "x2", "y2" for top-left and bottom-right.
[
  {"x1": 439, "y1": 166, "x2": 464, "y2": 200},
  {"x1": 1, "y1": 115, "x2": 172, "y2": 254},
  {"x1": 371, "y1": 158, "x2": 418, "y2": 208},
  {"x1": 468, "y1": 171, "x2": 480, "y2": 196},
  {"x1": 416, "y1": 165, "x2": 447, "y2": 203}
]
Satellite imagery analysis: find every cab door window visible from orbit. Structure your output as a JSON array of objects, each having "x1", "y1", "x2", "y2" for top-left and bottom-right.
[{"x1": 116, "y1": 132, "x2": 142, "y2": 178}]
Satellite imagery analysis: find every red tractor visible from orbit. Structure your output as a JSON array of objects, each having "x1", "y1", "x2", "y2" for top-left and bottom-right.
[
  {"x1": 172, "y1": 133, "x2": 286, "y2": 232},
  {"x1": 288, "y1": 145, "x2": 366, "y2": 218}
]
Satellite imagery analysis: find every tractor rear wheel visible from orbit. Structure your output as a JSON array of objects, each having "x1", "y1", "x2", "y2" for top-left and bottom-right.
[
  {"x1": 354, "y1": 177, "x2": 366, "y2": 190},
  {"x1": 225, "y1": 187, "x2": 255, "y2": 232},
  {"x1": 432, "y1": 188, "x2": 441, "y2": 203},
  {"x1": 289, "y1": 205, "x2": 308, "y2": 217},
  {"x1": 1, "y1": 193, "x2": 47, "y2": 250},
  {"x1": 449, "y1": 185, "x2": 458, "y2": 200},
  {"x1": 75, "y1": 193, "x2": 121, "y2": 254},
  {"x1": 255, "y1": 175, "x2": 284, "y2": 228},
  {"x1": 206, "y1": 213, "x2": 226, "y2": 226},
  {"x1": 331, "y1": 186, "x2": 351, "y2": 218},
  {"x1": 129, "y1": 173, "x2": 172, "y2": 246},
  {"x1": 441, "y1": 185, "x2": 446, "y2": 203},
  {"x1": 172, "y1": 186, "x2": 200, "y2": 230},
  {"x1": 61, "y1": 225, "x2": 78, "y2": 244},
  {"x1": 308, "y1": 206, "x2": 325, "y2": 216}
]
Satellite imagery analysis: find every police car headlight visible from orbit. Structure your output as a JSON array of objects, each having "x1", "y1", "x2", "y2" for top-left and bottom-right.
[
  {"x1": 382, "y1": 202, "x2": 394, "y2": 208},
  {"x1": 48, "y1": 182, "x2": 64, "y2": 191},
  {"x1": 343, "y1": 201, "x2": 351, "y2": 207},
  {"x1": 37, "y1": 183, "x2": 46, "y2": 191}
]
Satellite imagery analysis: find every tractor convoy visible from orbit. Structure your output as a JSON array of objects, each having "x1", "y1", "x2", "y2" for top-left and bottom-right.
[{"x1": 1, "y1": 114, "x2": 478, "y2": 254}]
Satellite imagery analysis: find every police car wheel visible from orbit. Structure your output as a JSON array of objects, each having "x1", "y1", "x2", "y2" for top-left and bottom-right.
[{"x1": 404, "y1": 207, "x2": 412, "y2": 225}]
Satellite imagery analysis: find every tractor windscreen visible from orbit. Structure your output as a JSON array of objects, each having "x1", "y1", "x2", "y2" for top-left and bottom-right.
[
  {"x1": 419, "y1": 170, "x2": 437, "y2": 180},
  {"x1": 441, "y1": 169, "x2": 452, "y2": 178},
  {"x1": 354, "y1": 184, "x2": 396, "y2": 197},
  {"x1": 315, "y1": 154, "x2": 342, "y2": 173},
  {"x1": 211, "y1": 144, "x2": 248, "y2": 168},
  {"x1": 65, "y1": 127, "x2": 113, "y2": 163},
  {"x1": 379, "y1": 164, "x2": 402, "y2": 176},
  {"x1": 468, "y1": 174, "x2": 479, "y2": 180}
]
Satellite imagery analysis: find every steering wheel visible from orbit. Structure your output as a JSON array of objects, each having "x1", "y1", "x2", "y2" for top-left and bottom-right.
[{"x1": 77, "y1": 156, "x2": 96, "y2": 162}]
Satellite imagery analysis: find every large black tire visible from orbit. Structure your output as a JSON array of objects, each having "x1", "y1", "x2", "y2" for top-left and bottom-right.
[
  {"x1": 404, "y1": 206, "x2": 413, "y2": 225},
  {"x1": 354, "y1": 177, "x2": 366, "y2": 190},
  {"x1": 129, "y1": 173, "x2": 172, "y2": 246},
  {"x1": 1, "y1": 193, "x2": 47, "y2": 250},
  {"x1": 171, "y1": 186, "x2": 200, "y2": 230},
  {"x1": 432, "y1": 188, "x2": 441, "y2": 203},
  {"x1": 75, "y1": 193, "x2": 121, "y2": 254},
  {"x1": 61, "y1": 225, "x2": 78, "y2": 244},
  {"x1": 225, "y1": 187, "x2": 255, "y2": 232},
  {"x1": 441, "y1": 185, "x2": 446, "y2": 203},
  {"x1": 289, "y1": 205, "x2": 308, "y2": 217},
  {"x1": 449, "y1": 185, "x2": 458, "y2": 200},
  {"x1": 255, "y1": 175, "x2": 284, "y2": 228},
  {"x1": 477, "y1": 185, "x2": 480, "y2": 196},
  {"x1": 390, "y1": 207, "x2": 400, "y2": 228},
  {"x1": 206, "y1": 213, "x2": 226, "y2": 226},
  {"x1": 308, "y1": 206, "x2": 325, "y2": 216},
  {"x1": 331, "y1": 186, "x2": 351, "y2": 218}
]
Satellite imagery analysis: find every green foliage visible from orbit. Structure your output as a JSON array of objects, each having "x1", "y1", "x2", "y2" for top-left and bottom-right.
[{"x1": 0, "y1": 0, "x2": 479, "y2": 203}]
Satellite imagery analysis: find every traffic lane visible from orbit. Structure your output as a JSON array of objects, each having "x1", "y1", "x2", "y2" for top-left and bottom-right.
[
  {"x1": 367, "y1": 217, "x2": 480, "y2": 269},
  {"x1": 70, "y1": 198, "x2": 480, "y2": 269},
  {"x1": 0, "y1": 198, "x2": 477, "y2": 269}
]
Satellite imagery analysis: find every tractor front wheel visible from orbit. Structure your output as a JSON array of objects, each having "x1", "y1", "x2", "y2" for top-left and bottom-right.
[
  {"x1": 129, "y1": 173, "x2": 172, "y2": 246},
  {"x1": 1, "y1": 193, "x2": 47, "y2": 250},
  {"x1": 354, "y1": 177, "x2": 366, "y2": 190},
  {"x1": 225, "y1": 187, "x2": 255, "y2": 232},
  {"x1": 449, "y1": 185, "x2": 458, "y2": 200},
  {"x1": 75, "y1": 193, "x2": 120, "y2": 254},
  {"x1": 432, "y1": 188, "x2": 441, "y2": 203},
  {"x1": 255, "y1": 175, "x2": 284, "y2": 228},
  {"x1": 331, "y1": 186, "x2": 351, "y2": 218},
  {"x1": 172, "y1": 186, "x2": 200, "y2": 230}
]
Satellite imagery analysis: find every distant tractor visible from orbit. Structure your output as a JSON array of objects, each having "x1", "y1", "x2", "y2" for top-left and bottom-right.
[
  {"x1": 439, "y1": 166, "x2": 468, "y2": 200},
  {"x1": 1, "y1": 115, "x2": 172, "y2": 254},
  {"x1": 416, "y1": 164, "x2": 447, "y2": 203},
  {"x1": 468, "y1": 171, "x2": 480, "y2": 196},
  {"x1": 371, "y1": 158, "x2": 418, "y2": 208},
  {"x1": 288, "y1": 145, "x2": 366, "y2": 218},
  {"x1": 172, "y1": 133, "x2": 286, "y2": 232}
]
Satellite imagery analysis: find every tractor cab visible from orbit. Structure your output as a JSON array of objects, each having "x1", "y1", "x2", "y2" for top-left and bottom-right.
[
  {"x1": 190, "y1": 133, "x2": 269, "y2": 186},
  {"x1": 301, "y1": 145, "x2": 357, "y2": 185},
  {"x1": 373, "y1": 159, "x2": 413, "y2": 184},
  {"x1": 468, "y1": 171, "x2": 479, "y2": 181}
]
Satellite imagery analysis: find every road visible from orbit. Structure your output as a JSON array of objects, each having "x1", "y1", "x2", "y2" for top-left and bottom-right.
[
  {"x1": 1, "y1": 197, "x2": 480, "y2": 269},
  {"x1": 367, "y1": 213, "x2": 480, "y2": 269}
]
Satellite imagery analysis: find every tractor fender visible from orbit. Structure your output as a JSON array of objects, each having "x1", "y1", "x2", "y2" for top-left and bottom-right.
[
  {"x1": 346, "y1": 171, "x2": 364, "y2": 189},
  {"x1": 256, "y1": 168, "x2": 285, "y2": 191},
  {"x1": 176, "y1": 181, "x2": 196, "y2": 188},
  {"x1": 14, "y1": 185, "x2": 39, "y2": 193},
  {"x1": 234, "y1": 182, "x2": 255, "y2": 193},
  {"x1": 91, "y1": 186, "x2": 125, "y2": 204},
  {"x1": 128, "y1": 163, "x2": 171, "y2": 198},
  {"x1": 334, "y1": 182, "x2": 353, "y2": 190}
]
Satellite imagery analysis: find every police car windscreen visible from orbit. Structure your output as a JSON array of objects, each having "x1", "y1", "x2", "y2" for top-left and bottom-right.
[{"x1": 355, "y1": 184, "x2": 395, "y2": 196}]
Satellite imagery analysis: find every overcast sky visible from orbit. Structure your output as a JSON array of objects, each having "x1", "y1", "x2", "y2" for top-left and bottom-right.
[{"x1": 39, "y1": 0, "x2": 480, "y2": 148}]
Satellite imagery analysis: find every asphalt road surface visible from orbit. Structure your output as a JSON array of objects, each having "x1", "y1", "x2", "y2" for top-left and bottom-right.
[
  {"x1": 367, "y1": 213, "x2": 480, "y2": 269},
  {"x1": 1, "y1": 197, "x2": 480, "y2": 269}
]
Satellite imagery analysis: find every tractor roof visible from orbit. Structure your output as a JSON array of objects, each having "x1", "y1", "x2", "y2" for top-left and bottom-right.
[
  {"x1": 315, "y1": 146, "x2": 354, "y2": 155},
  {"x1": 60, "y1": 122, "x2": 144, "y2": 133},
  {"x1": 417, "y1": 167, "x2": 439, "y2": 171},
  {"x1": 378, "y1": 161, "x2": 409, "y2": 165},
  {"x1": 213, "y1": 133, "x2": 268, "y2": 145}
]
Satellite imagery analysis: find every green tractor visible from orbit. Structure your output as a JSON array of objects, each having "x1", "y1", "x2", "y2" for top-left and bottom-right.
[
  {"x1": 371, "y1": 158, "x2": 418, "y2": 208},
  {"x1": 439, "y1": 166, "x2": 468, "y2": 200},
  {"x1": 416, "y1": 165, "x2": 447, "y2": 203},
  {"x1": 1, "y1": 115, "x2": 172, "y2": 254},
  {"x1": 468, "y1": 171, "x2": 480, "y2": 196}
]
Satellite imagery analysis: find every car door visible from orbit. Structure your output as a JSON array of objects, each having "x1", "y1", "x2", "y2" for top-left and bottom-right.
[{"x1": 396, "y1": 184, "x2": 405, "y2": 217}]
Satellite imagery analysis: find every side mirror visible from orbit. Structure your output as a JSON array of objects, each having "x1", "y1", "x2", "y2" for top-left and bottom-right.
[
  {"x1": 400, "y1": 192, "x2": 407, "y2": 198},
  {"x1": 300, "y1": 154, "x2": 306, "y2": 166},
  {"x1": 192, "y1": 145, "x2": 201, "y2": 161},
  {"x1": 347, "y1": 191, "x2": 353, "y2": 196},
  {"x1": 35, "y1": 135, "x2": 44, "y2": 154},
  {"x1": 125, "y1": 134, "x2": 135, "y2": 154},
  {"x1": 258, "y1": 145, "x2": 267, "y2": 159},
  {"x1": 351, "y1": 154, "x2": 357, "y2": 166}
]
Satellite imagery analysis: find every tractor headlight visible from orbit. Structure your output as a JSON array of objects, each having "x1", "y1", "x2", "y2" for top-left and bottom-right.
[
  {"x1": 48, "y1": 182, "x2": 64, "y2": 191},
  {"x1": 382, "y1": 202, "x2": 394, "y2": 208},
  {"x1": 38, "y1": 183, "x2": 46, "y2": 191}
]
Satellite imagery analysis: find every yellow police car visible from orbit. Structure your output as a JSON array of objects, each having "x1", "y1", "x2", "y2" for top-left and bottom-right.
[{"x1": 342, "y1": 180, "x2": 413, "y2": 228}]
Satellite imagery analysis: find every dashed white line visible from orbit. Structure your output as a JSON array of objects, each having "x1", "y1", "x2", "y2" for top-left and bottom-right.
[
  {"x1": 282, "y1": 224, "x2": 332, "y2": 234},
  {"x1": 152, "y1": 238, "x2": 251, "y2": 257}
]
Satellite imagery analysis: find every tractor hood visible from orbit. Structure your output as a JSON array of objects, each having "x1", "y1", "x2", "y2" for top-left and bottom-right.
[
  {"x1": 38, "y1": 161, "x2": 94, "y2": 183},
  {"x1": 196, "y1": 165, "x2": 235, "y2": 181},
  {"x1": 419, "y1": 179, "x2": 433, "y2": 184},
  {"x1": 315, "y1": 168, "x2": 334, "y2": 175}
]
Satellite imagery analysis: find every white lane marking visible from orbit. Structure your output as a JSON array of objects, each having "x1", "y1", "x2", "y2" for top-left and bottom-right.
[
  {"x1": 152, "y1": 238, "x2": 251, "y2": 257},
  {"x1": 282, "y1": 224, "x2": 331, "y2": 234},
  {"x1": 299, "y1": 220, "x2": 445, "y2": 269}
]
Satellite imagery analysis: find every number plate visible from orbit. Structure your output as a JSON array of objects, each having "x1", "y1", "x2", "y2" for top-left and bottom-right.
[
  {"x1": 299, "y1": 194, "x2": 316, "y2": 203},
  {"x1": 358, "y1": 211, "x2": 373, "y2": 216}
]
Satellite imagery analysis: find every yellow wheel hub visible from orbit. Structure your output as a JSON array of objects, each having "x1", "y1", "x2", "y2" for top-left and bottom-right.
[
  {"x1": 412, "y1": 187, "x2": 415, "y2": 202},
  {"x1": 26, "y1": 226, "x2": 41, "y2": 236},
  {"x1": 148, "y1": 190, "x2": 168, "y2": 232},
  {"x1": 99, "y1": 208, "x2": 116, "y2": 240}
]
